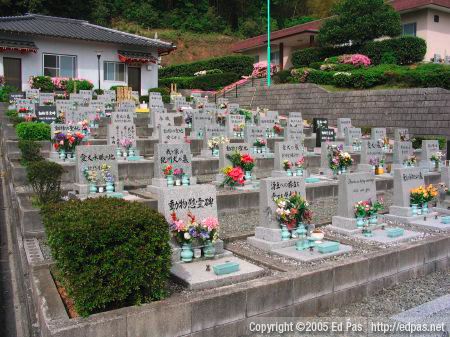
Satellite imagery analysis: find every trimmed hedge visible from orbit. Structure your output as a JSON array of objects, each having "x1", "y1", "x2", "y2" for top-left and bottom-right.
[
  {"x1": 160, "y1": 55, "x2": 253, "y2": 78},
  {"x1": 159, "y1": 72, "x2": 239, "y2": 90},
  {"x1": 0, "y1": 85, "x2": 19, "y2": 102},
  {"x1": 30, "y1": 76, "x2": 54, "y2": 92},
  {"x1": 292, "y1": 36, "x2": 426, "y2": 67},
  {"x1": 42, "y1": 198, "x2": 172, "y2": 316},
  {"x1": 27, "y1": 160, "x2": 64, "y2": 204},
  {"x1": 65, "y1": 79, "x2": 94, "y2": 93},
  {"x1": 412, "y1": 136, "x2": 446, "y2": 150},
  {"x1": 16, "y1": 122, "x2": 51, "y2": 141}
]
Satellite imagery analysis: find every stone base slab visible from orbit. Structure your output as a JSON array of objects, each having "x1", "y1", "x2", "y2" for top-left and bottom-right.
[
  {"x1": 149, "y1": 176, "x2": 197, "y2": 190},
  {"x1": 73, "y1": 181, "x2": 124, "y2": 196},
  {"x1": 357, "y1": 164, "x2": 372, "y2": 172},
  {"x1": 247, "y1": 235, "x2": 300, "y2": 251},
  {"x1": 433, "y1": 206, "x2": 450, "y2": 215},
  {"x1": 330, "y1": 216, "x2": 383, "y2": 235},
  {"x1": 409, "y1": 217, "x2": 450, "y2": 231},
  {"x1": 170, "y1": 255, "x2": 264, "y2": 290},
  {"x1": 384, "y1": 211, "x2": 438, "y2": 225},
  {"x1": 272, "y1": 241, "x2": 352, "y2": 262},
  {"x1": 354, "y1": 228, "x2": 422, "y2": 243},
  {"x1": 171, "y1": 240, "x2": 225, "y2": 263}
]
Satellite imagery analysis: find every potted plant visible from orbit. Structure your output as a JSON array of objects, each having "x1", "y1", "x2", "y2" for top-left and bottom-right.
[{"x1": 163, "y1": 164, "x2": 174, "y2": 186}]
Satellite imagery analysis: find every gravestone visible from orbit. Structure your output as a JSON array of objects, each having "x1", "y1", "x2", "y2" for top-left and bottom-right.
[
  {"x1": 344, "y1": 128, "x2": 362, "y2": 146},
  {"x1": 192, "y1": 110, "x2": 214, "y2": 132},
  {"x1": 103, "y1": 90, "x2": 116, "y2": 101},
  {"x1": 39, "y1": 93, "x2": 55, "y2": 106},
  {"x1": 393, "y1": 141, "x2": 413, "y2": 167},
  {"x1": 258, "y1": 116, "x2": 277, "y2": 129},
  {"x1": 420, "y1": 140, "x2": 440, "y2": 169},
  {"x1": 371, "y1": 128, "x2": 387, "y2": 141},
  {"x1": 8, "y1": 92, "x2": 25, "y2": 104},
  {"x1": 202, "y1": 102, "x2": 216, "y2": 115},
  {"x1": 15, "y1": 99, "x2": 35, "y2": 115},
  {"x1": 394, "y1": 128, "x2": 410, "y2": 142},
  {"x1": 218, "y1": 143, "x2": 252, "y2": 168},
  {"x1": 329, "y1": 172, "x2": 377, "y2": 233},
  {"x1": 313, "y1": 118, "x2": 328, "y2": 133},
  {"x1": 217, "y1": 98, "x2": 228, "y2": 106},
  {"x1": 337, "y1": 118, "x2": 351, "y2": 138},
  {"x1": 288, "y1": 112, "x2": 302, "y2": 119},
  {"x1": 225, "y1": 114, "x2": 245, "y2": 138},
  {"x1": 320, "y1": 141, "x2": 345, "y2": 173},
  {"x1": 56, "y1": 100, "x2": 74, "y2": 115},
  {"x1": 79, "y1": 90, "x2": 93, "y2": 98},
  {"x1": 202, "y1": 125, "x2": 226, "y2": 146},
  {"x1": 107, "y1": 111, "x2": 136, "y2": 148},
  {"x1": 26, "y1": 89, "x2": 40, "y2": 103},
  {"x1": 228, "y1": 103, "x2": 240, "y2": 113},
  {"x1": 266, "y1": 111, "x2": 279, "y2": 120},
  {"x1": 273, "y1": 142, "x2": 305, "y2": 171},
  {"x1": 244, "y1": 125, "x2": 266, "y2": 146},
  {"x1": 150, "y1": 108, "x2": 175, "y2": 139},
  {"x1": 89, "y1": 101, "x2": 106, "y2": 114},
  {"x1": 35, "y1": 105, "x2": 57, "y2": 123},
  {"x1": 285, "y1": 117, "x2": 304, "y2": 141},
  {"x1": 315, "y1": 128, "x2": 335, "y2": 147},
  {"x1": 153, "y1": 143, "x2": 193, "y2": 179},
  {"x1": 74, "y1": 145, "x2": 121, "y2": 195},
  {"x1": 51, "y1": 123, "x2": 82, "y2": 135},
  {"x1": 70, "y1": 93, "x2": 91, "y2": 106},
  {"x1": 358, "y1": 139, "x2": 384, "y2": 171},
  {"x1": 159, "y1": 126, "x2": 186, "y2": 144}
]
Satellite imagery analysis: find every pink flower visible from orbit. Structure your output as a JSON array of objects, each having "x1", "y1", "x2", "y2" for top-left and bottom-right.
[
  {"x1": 174, "y1": 220, "x2": 186, "y2": 232},
  {"x1": 202, "y1": 217, "x2": 219, "y2": 231}
]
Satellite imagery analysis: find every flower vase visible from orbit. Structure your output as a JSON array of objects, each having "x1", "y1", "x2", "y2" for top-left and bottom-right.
[
  {"x1": 123, "y1": 150, "x2": 128, "y2": 159},
  {"x1": 363, "y1": 227, "x2": 373, "y2": 237},
  {"x1": 69, "y1": 152, "x2": 75, "y2": 161},
  {"x1": 106, "y1": 182, "x2": 114, "y2": 193},
  {"x1": 369, "y1": 215, "x2": 378, "y2": 225},
  {"x1": 129, "y1": 148, "x2": 135, "y2": 157},
  {"x1": 281, "y1": 225, "x2": 291, "y2": 241},
  {"x1": 341, "y1": 166, "x2": 347, "y2": 173},
  {"x1": 116, "y1": 148, "x2": 122, "y2": 157},
  {"x1": 296, "y1": 224, "x2": 307, "y2": 238},
  {"x1": 245, "y1": 171, "x2": 252, "y2": 181},
  {"x1": 166, "y1": 175, "x2": 174, "y2": 187},
  {"x1": 296, "y1": 168, "x2": 303, "y2": 176},
  {"x1": 422, "y1": 202, "x2": 428, "y2": 214},
  {"x1": 356, "y1": 217, "x2": 364, "y2": 228},
  {"x1": 59, "y1": 150, "x2": 66, "y2": 160},
  {"x1": 89, "y1": 184, "x2": 97, "y2": 194},
  {"x1": 286, "y1": 169, "x2": 292, "y2": 176},
  {"x1": 212, "y1": 148, "x2": 219, "y2": 157},
  {"x1": 411, "y1": 204, "x2": 418, "y2": 216},
  {"x1": 262, "y1": 147, "x2": 267, "y2": 154},
  {"x1": 180, "y1": 243, "x2": 193, "y2": 263},
  {"x1": 182, "y1": 175, "x2": 190, "y2": 186},
  {"x1": 203, "y1": 240, "x2": 216, "y2": 259},
  {"x1": 198, "y1": 131, "x2": 203, "y2": 139}
]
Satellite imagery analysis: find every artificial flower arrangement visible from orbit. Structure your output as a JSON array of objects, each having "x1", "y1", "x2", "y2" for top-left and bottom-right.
[
  {"x1": 410, "y1": 185, "x2": 438, "y2": 206},
  {"x1": 163, "y1": 164, "x2": 173, "y2": 177},
  {"x1": 18, "y1": 107, "x2": 32, "y2": 115},
  {"x1": 233, "y1": 123, "x2": 245, "y2": 138},
  {"x1": 404, "y1": 155, "x2": 417, "y2": 167},
  {"x1": 221, "y1": 166, "x2": 245, "y2": 188},
  {"x1": 53, "y1": 131, "x2": 84, "y2": 159},
  {"x1": 207, "y1": 136, "x2": 229, "y2": 154},
  {"x1": 327, "y1": 144, "x2": 353, "y2": 173},
  {"x1": 170, "y1": 211, "x2": 219, "y2": 262},
  {"x1": 274, "y1": 193, "x2": 313, "y2": 231},
  {"x1": 226, "y1": 150, "x2": 255, "y2": 177},
  {"x1": 296, "y1": 157, "x2": 305, "y2": 169},
  {"x1": 354, "y1": 199, "x2": 384, "y2": 231},
  {"x1": 117, "y1": 138, "x2": 135, "y2": 158},
  {"x1": 253, "y1": 138, "x2": 267, "y2": 153},
  {"x1": 24, "y1": 114, "x2": 37, "y2": 122},
  {"x1": 163, "y1": 165, "x2": 190, "y2": 187},
  {"x1": 430, "y1": 151, "x2": 443, "y2": 167},
  {"x1": 273, "y1": 123, "x2": 283, "y2": 136},
  {"x1": 238, "y1": 108, "x2": 253, "y2": 122},
  {"x1": 369, "y1": 157, "x2": 385, "y2": 175},
  {"x1": 283, "y1": 160, "x2": 292, "y2": 171},
  {"x1": 42, "y1": 100, "x2": 53, "y2": 106},
  {"x1": 78, "y1": 120, "x2": 90, "y2": 135}
]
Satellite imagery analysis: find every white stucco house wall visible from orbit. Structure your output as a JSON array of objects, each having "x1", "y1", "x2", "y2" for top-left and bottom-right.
[{"x1": 0, "y1": 14, "x2": 175, "y2": 94}]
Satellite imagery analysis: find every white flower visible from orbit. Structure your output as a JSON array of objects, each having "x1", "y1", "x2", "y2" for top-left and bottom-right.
[{"x1": 184, "y1": 233, "x2": 191, "y2": 240}]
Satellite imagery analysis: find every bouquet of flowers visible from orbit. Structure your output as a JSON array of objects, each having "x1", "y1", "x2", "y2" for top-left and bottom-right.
[
  {"x1": 119, "y1": 138, "x2": 133, "y2": 150},
  {"x1": 42, "y1": 100, "x2": 53, "y2": 106},
  {"x1": 430, "y1": 151, "x2": 443, "y2": 164},
  {"x1": 226, "y1": 151, "x2": 255, "y2": 172},
  {"x1": 83, "y1": 167, "x2": 97, "y2": 184},
  {"x1": 369, "y1": 157, "x2": 384, "y2": 167},
  {"x1": 221, "y1": 166, "x2": 245, "y2": 187},
  {"x1": 173, "y1": 168, "x2": 184, "y2": 179},
  {"x1": 200, "y1": 216, "x2": 219, "y2": 243},
  {"x1": 18, "y1": 107, "x2": 31, "y2": 114},
  {"x1": 253, "y1": 138, "x2": 266, "y2": 148},
  {"x1": 100, "y1": 164, "x2": 114, "y2": 184},
  {"x1": 207, "y1": 136, "x2": 229, "y2": 150},
  {"x1": 53, "y1": 131, "x2": 84, "y2": 152},
  {"x1": 273, "y1": 123, "x2": 283, "y2": 136},
  {"x1": 283, "y1": 160, "x2": 292, "y2": 171},
  {"x1": 238, "y1": 108, "x2": 253, "y2": 122},
  {"x1": 295, "y1": 157, "x2": 305, "y2": 169},
  {"x1": 410, "y1": 185, "x2": 437, "y2": 205},
  {"x1": 404, "y1": 155, "x2": 416, "y2": 166},
  {"x1": 368, "y1": 199, "x2": 384, "y2": 216},
  {"x1": 274, "y1": 193, "x2": 312, "y2": 230},
  {"x1": 170, "y1": 212, "x2": 219, "y2": 246},
  {"x1": 24, "y1": 114, "x2": 37, "y2": 122},
  {"x1": 233, "y1": 124, "x2": 244, "y2": 132},
  {"x1": 163, "y1": 164, "x2": 173, "y2": 177},
  {"x1": 327, "y1": 144, "x2": 353, "y2": 171},
  {"x1": 354, "y1": 200, "x2": 371, "y2": 218}
]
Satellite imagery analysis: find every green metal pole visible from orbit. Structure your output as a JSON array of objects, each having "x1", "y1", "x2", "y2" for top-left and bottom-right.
[{"x1": 267, "y1": 0, "x2": 271, "y2": 87}]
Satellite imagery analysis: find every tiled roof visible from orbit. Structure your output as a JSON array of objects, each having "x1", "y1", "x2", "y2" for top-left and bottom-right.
[
  {"x1": 0, "y1": 14, "x2": 175, "y2": 53},
  {"x1": 391, "y1": 0, "x2": 450, "y2": 11}
]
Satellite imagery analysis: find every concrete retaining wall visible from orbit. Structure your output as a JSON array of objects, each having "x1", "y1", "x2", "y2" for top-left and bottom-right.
[{"x1": 227, "y1": 84, "x2": 450, "y2": 138}]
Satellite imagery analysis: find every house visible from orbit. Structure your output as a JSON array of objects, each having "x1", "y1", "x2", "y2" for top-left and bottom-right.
[
  {"x1": 0, "y1": 14, "x2": 175, "y2": 94},
  {"x1": 232, "y1": 0, "x2": 450, "y2": 69}
]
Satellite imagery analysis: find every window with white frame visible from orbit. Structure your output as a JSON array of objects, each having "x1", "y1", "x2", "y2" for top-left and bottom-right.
[
  {"x1": 402, "y1": 23, "x2": 417, "y2": 36},
  {"x1": 43, "y1": 54, "x2": 76, "y2": 77},
  {"x1": 270, "y1": 50, "x2": 280, "y2": 65},
  {"x1": 104, "y1": 61, "x2": 126, "y2": 81}
]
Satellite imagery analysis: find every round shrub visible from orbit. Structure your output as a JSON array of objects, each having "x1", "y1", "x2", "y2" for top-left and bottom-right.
[
  {"x1": 292, "y1": 48, "x2": 322, "y2": 67},
  {"x1": 18, "y1": 140, "x2": 43, "y2": 165},
  {"x1": 65, "y1": 79, "x2": 94, "y2": 93},
  {"x1": 26, "y1": 160, "x2": 64, "y2": 204},
  {"x1": 30, "y1": 76, "x2": 54, "y2": 92},
  {"x1": 41, "y1": 198, "x2": 172, "y2": 316},
  {"x1": 16, "y1": 122, "x2": 51, "y2": 141},
  {"x1": 362, "y1": 36, "x2": 426, "y2": 65}
]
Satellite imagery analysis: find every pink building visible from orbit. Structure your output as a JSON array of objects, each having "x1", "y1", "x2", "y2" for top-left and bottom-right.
[{"x1": 232, "y1": 0, "x2": 450, "y2": 68}]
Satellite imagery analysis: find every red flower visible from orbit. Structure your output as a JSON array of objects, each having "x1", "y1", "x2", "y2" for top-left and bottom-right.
[
  {"x1": 228, "y1": 167, "x2": 244, "y2": 185},
  {"x1": 241, "y1": 154, "x2": 254, "y2": 164}
]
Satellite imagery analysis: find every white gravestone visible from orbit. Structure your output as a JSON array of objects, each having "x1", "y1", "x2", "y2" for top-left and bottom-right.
[
  {"x1": 39, "y1": 93, "x2": 55, "y2": 106},
  {"x1": 218, "y1": 143, "x2": 252, "y2": 168},
  {"x1": 244, "y1": 125, "x2": 266, "y2": 145},
  {"x1": 358, "y1": 139, "x2": 384, "y2": 171},
  {"x1": 420, "y1": 140, "x2": 440, "y2": 169},
  {"x1": 273, "y1": 142, "x2": 305, "y2": 171},
  {"x1": 371, "y1": 128, "x2": 387, "y2": 141},
  {"x1": 393, "y1": 141, "x2": 413, "y2": 167},
  {"x1": 225, "y1": 114, "x2": 245, "y2": 138},
  {"x1": 394, "y1": 128, "x2": 410, "y2": 142},
  {"x1": 344, "y1": 127, "x2": 362, "y2": 146},
  {"x1": 26, "y1": 89, "x2": 39, "y2": 103},
  {"x1": 337, "y1": 118, "x2": 352, "y2": 138},
  {"x1": 285, "y1": 117, "x2": 304, "y2": 141}
]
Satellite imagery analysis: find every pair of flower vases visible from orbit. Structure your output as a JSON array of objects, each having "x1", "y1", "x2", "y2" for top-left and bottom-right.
[
  {"x1": 411, "y1": 203, "x2": 429, "y2": 216},
  {"x1": 166, "y1": 175, "x2": 190, "y2": 187},
  {"x1": 58, "y1": 150, "x2": 75, "y2": 161},
  {"x1": 286, "y1": 169, "x2": 304, "y2": 177},
  {"x1": 356, "y1": 215, "x2": 378, "y2": 228},
  {"x1": 180, "y1": 241, "x2": 215, "y2": 263},
  {"x1": 116, "y1": 148, "x2": 136, "y2": 158},
  {"x1": 89, "y1": 182, "x2": 115, "y2": 194}
]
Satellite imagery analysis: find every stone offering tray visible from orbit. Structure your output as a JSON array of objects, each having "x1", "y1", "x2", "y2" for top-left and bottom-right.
[{"x1": 353, "y1": 228, "x2": 422, "y2": 243}]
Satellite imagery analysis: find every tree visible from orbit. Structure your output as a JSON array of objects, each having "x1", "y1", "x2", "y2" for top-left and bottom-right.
[{"x1": 317, "y1": 0, "x2": 402, "y2": 46}]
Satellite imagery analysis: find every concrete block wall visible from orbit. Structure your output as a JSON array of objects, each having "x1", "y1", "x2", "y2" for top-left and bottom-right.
[{"x1": 227, "y1": 84, "x2": 450, "y2": 138}]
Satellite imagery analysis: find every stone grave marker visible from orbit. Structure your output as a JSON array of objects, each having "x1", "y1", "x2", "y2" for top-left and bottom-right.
[
  {"x1": 218, "y1": 143, "x2": 252, "y2": 168},
  {"x1": 79, "y1": 90, "x2": 93, "y2": 98},
  {"x1": 51, "y1": 123, "x2": 82, "y2": 135},
  {"x1": 394, "y1": 128, "x2": 410, "y2": 142},
  {"x1": 337, "y1": 118, "x2": 352, "y2": 138},
  {"x1": 117, "y1": 100, "x2": 136, "y2": 110},
  {"x1": 359, "y1": 139, "x2": 384, "y2": 167},
  {"x1": 266, "y1": 111, "x2": 279, "y2": 120},
  {"x1": 9, "y1": 92, "x2": 25, "y2": 103},
  {"x1": 153, "y1": 143, "x2": 193, "y2": 179},
  {"x1": 35, "y1": 105, "x2": 58, "y2": 123},
  {"x1": 26, "y1": 89, "x2": 39, "y2": 103},
  {"x1": 313, "y1": 118, "x2": 328, "y2": 133},
  {"x1": 202, "y1": 102, "x2": 217, "y2": 115},
  {"x1": 393, "y1": 141, "x2": 413, "y2": 166},
  {"x1": 244, "y1": 125, "x2": 266, "y2": 146},
  {"x1": 315, "y1": 128, "x2": 335, "y2": 147},
  {"x1": 131, "y1": 91, "x2": 139, "y2": 102},
  {"x1": 228, "y1": 103, "x2": 240, "y2": 113},
  {"x1": 344, "y1": 127, "x2": 362, "y2": 146},
  {"x1": 108, "y1": 111, "x2": 136, "y2": 148},
  {"x1": 70, "y1": 93, "x2": 91, "y2": 106},
  {"x1": 371, "y1": 128, "x2": 387, "y2": 141},
  {"x1": 320, "y1": 141, "x2": 344, "y2": 171},
  {"x1": 285, "y1": 117, "x2": 304, "y2": 141},
  {"x1": 151, "y1": 109, "x2": 175, "y2": 138},
  {"x1": 289, "y1": 112, "x2": 302, "y2": 119},
  {"x1": 15, "y1": 99, "x2": 35, "y2": 115},
  {"x1": 103, "y1": 90, "x2": 116, "y2": 101},
  {"x1": 337, "y1": 172, "x2": 376, "y2": 218},
  {"x1": 274, "y1": 142, "x2": 305, "y2": 171},
  {"x1": 226, "y1": 114, "x2": 245, "y2": 138},
  {"x1": 392, "y1": 167, "x2": 424, "y2": 208},
  {"x1": 258, "y1": 116, "x2": 277, "y2": 129},
  {"x1": 192, "y1": 110, "x2": 214, "y2": 131},
  {"x1": 159, "y1": 126, "x2": 186, "y2": 144},
  {"x1": 39, "y1": 93, "x2": 55, "y2": 106},
  {"x1": 421, "y1": 140, "x2": 440, "y2": 167}
]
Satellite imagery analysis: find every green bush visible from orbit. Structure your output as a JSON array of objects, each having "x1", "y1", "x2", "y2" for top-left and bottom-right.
[
  {"x1": 30, "y1": 76, "x2": 54, "y2": 92},
  {"x1": 160, "y1": 72, "x2": 239, "y2": 90},
  {"x1": 160, "y1": 55, "x2": 254, "y2": 78},
  {"x1": 16, "y1": 122, "x2": 51, "y2": 141},
  {"x1": 41, "y1": 198, "x2": 172, "y2": 316},
  {"x1": 306, "y1": 69, "x2": 335, "y2": 85},
  {"x1": 18, "y1": 140, "x2": 43, "y2": 165},
  {"x1": 362, "y1": 36, "x2": 426, "y2": 65},
  {"x1": 380, "y1": 52, "x2": 397, "y2": 65},
  {"x1": 401, "y1": 64, "x2": 450, "y2": 90},
  {"x1": 26, "y1": 160, "x2": 64, "y2": 204},
  {"x1": 292, "y1": 48, "x2": 323, "y2": 67},
  {"x1": 65, "y1": 79, "x2": 94, "y2": 93},
  {"x1": 149, "y1": 87, "x2": 170, "y2": 103},
  {"x1": 412, "y1": 136, "x2": 446, "y2": 150},
  {"x1": 272, "y1": 69, "x2": 292, "y2": 84},
  {"x1": 6, "y1": 109, "x2": 25, "y2": 126},
  {"x1": 0, "y1": 85, "x2": 19, "y2": 102}
]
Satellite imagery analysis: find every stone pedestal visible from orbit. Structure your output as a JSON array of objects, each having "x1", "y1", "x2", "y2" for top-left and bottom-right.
[
  {"x1": 147, "y1": 177, "x2": 198, "y2": 194},
  {"x1": 384, "y1": 206, "x2": 437, "y2": 224},
  {"x1": 73, "y1": 181, "x2": 124, "y2": 197},
  {"x1": 329, "y1": 215, "x2": 383, "y2": 235},
  {"x1": 272, "y1": 241, "x2": 352, "y2": 262},
  {"x1": 357, "y1": 164, "x2": 373, "y2": 172}
]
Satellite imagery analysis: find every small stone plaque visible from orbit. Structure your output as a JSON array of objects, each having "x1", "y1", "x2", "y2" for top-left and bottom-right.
[
  {"x1": 192, "y1": 111, "x2": 214, "y2": 131},
  {"x1": 393, "y1": 141, "x2": 413, "y2": 165},
  {"x1": 107, "y1": 122, "x2": 137, "y2": 148},
  {"x1": 371, "y1": 128, "x2": 386, "y2": 141},
  {"x1": 153, "y1": 143, "x2": 193, "y2": 178},
  {"x1": 51, "y1": 123, "x2": 82, "y2": 135},
  {"x1": 226, "y1": 114, "x2": 245, "y2": 137},
  {"x1": 259, "y1": 176, "x2": 306, "y2": 229},
  {"x1": 159, "y1": 126, "x2": 186, "y2": 144},
  {"x1": 35, "y1": 105, "x2": 57, "y2": 123},
  {"x1": 289, "y1": 112, "x2": 302, "y2": 119},
  {"x1": 26, "y1": 89, "x2": 40, "y2": 103},
  {"x1": 421, "y1": 140, "x2": 440, "y2": 163},
  {"x1": 337, "y1": 172, "x2": 376, "y2": 218},
  {"x1": 360, "y1": 139, "x2": 384, "y2": 165},
  {"x1": 316, "y1": 128, "x2": 335, "y2": 147},
  {"x1": 274, "y1": 142, "x2": 305, "y2": 170},
  {"x1": 9, "y1": 92, "x2": 25, "y2": 103}
]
